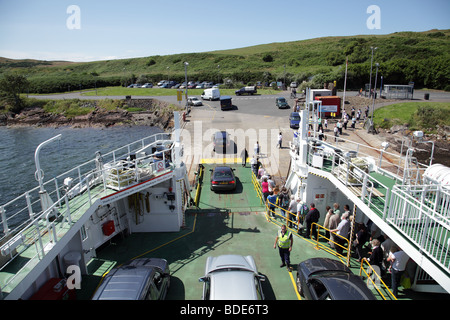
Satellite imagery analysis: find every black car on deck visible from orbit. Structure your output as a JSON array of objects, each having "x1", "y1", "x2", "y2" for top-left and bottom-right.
[
  {"x1": 296, "y1": 258, "x2": 376, "y2": 300},
  {"x1": 210, "y1": 166, "x2": 236, "y2": 192}
]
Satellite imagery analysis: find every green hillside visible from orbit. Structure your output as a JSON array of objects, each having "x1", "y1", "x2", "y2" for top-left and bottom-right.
[{"x1": 1, "y1": 29, "x2": 449, "y2": 93}]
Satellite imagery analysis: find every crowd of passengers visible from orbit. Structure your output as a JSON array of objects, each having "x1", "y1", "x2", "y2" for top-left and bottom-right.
[{"x1": 251, "y1": 157, "x2": 413, "y2": 297}]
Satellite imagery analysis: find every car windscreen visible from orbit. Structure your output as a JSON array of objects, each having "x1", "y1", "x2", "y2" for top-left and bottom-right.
[{"x1": 213, "y1": 170, "x2": 233, "y2": 178}]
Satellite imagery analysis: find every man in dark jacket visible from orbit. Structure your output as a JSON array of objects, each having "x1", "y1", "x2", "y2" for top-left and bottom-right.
[{"x1": 305, "y1": 203, "x2": 320, "y2": 239}]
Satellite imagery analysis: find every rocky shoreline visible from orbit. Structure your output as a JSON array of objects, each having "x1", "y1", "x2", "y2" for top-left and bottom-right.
[{"x1": 0, "y1": 98, "x2": 180, "y2": 130}]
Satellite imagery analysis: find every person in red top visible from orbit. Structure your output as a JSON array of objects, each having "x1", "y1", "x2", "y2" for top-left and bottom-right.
[{"x1": 261, "y1": 177, "x2": 269, "y2": 202}]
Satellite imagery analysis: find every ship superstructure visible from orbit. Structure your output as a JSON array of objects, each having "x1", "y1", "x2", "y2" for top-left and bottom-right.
[
  {"x1": 0, "y1": 112, "x2": 191, "y2": 299},
  {"x1": 284, "y1": 89, "x2": 449, "y2": 293}
]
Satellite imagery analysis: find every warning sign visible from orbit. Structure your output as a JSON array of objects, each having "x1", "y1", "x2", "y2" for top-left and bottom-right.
[{"x1": 156, "y1": 160, "x2": 165, "y2": 172}]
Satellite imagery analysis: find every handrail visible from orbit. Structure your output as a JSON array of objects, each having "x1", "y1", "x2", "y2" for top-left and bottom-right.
[
  {"x1": 0, "y1": 133, "x2": 171, "y2": 240},
  {"x1": 359, "y1": 258, "x2": 397, "y2": 300},
  {"x1": 194, "y1": 164, "x2": 204, "y2": 207},
  {"x1": 313, "y1": 223, "x2": 351, "y2": 265}
]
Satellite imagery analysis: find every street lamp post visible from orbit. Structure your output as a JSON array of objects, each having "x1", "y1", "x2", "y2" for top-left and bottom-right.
[
  {"x1": 368, "y1": 46, "x2": 377, "y2": 98},
  {"x1": 371, "y1": 63, "x2": 379, "y2": 126},
  {"x1": 217, "y1": 65, "x2": 220, "y2": 84},
  {"x1": 184, "y1": 62, "x2": 189, "y2": 113}
]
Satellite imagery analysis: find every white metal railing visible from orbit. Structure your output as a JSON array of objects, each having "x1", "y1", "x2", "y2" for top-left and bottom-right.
[
  {"x1": 0, "y1": 132, "x2": 170, "y2": 240},
  {"x1": 387, "y1": 184, "x2": 450, "y2": 273},
  {"x1": 0, "y1": 133, "x2": 175, "y2": 293},
  {"x1": 307, "y1": 142, "x2": 392, "y2": 219}
]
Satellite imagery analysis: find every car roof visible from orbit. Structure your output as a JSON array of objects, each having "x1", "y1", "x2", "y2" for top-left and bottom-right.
[
  {"x1": 93, "y1": 266, "x2": 153, "y2": 300},
  {"x1": 300, "y1": 257, "x2": 350, "y2": 277},
  {"x1": 314, "y1": 273, "x2": 376, "y2": 300},
  {"x1": 220, "y1": 95, "x2": 232, "y2": 100},
  {"x1": 214, "y1": 131, "x2": 228, "y2": 138},
  {"x1": 213, "y1": 166, "x2": 233, "y2": 172},
  {"x1": 92, "y1": 258, "x2": 167, "y2": 300},
  {"x1": 205, "y1": 255, "x2": 257, "y2": 274},
  {"x1": 210, "y1": 270, "x2": 259, "y2": 300}
]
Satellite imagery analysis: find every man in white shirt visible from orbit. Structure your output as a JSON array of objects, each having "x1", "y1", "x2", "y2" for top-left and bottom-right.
[
  {"x1": 387, "y1": 246, "x2": 409, "y2": 297},
  {"x1": 330, "y1": 213, "x2": 350, "y2": 255}
]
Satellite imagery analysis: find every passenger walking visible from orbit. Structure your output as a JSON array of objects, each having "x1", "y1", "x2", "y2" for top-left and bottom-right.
[
  {"x1": 330, "y1": 213, "x2": 350, "y2": 255},
  {"x1": 274, "y1": 224, "x2": 293, "y2": 270},
  {"x1": 288, "y1": 196, "x2": 297, "y2": 228},
  {"x1": 328, "y1": 209, "x2": 340, "y2": 248},
  {"x1": 367, "y1": 239, "x2": 384, "y2": 273},
  {"x1": 323, "y1": 207, "x2": 333, "y2": 239},
  {"x1": 261, "y1": 177, "x2": 269, "y2": 202},
  {"x1": 277, "y1": 132, "x2": 283, "y2": 149},
  {"x1": 305, "y1": 203, "x2": 320, "y2": 239},
  {"x1": 387, "y1": 246, "x2": 409, "y2": 297},
  {"x1": 254, "y1": 141, "x2": 260, "y2": 157},
  {"x1": 278, "y1": 187, "x2": 290, "y2": 218},
  {"x1": 241, "y1": 148, "x2": 248, "y2": 167},
  {"x1": 267, "y1": 191, "x2": 277, "y2": 218},
  {"x1": 354, "y1": 223, "x2": 368, "y2": 261},
  {"x1": 251, "y1": 156, "x2": 260, "y2": 177},
  {"x1": 334, "y1": 125, "x2": 339, "y2": 142}
]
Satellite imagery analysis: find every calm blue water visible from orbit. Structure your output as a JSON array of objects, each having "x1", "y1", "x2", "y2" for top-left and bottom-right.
[{"x1": 0, "y1": 126, "x2": 163, "y2": 208}]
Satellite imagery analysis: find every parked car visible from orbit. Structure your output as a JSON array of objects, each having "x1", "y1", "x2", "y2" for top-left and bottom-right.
[
  {"x1": 187, "y1": 97, "x2": 202, "y2": 106},
  {"x1": 141, "y1": 83, "x2": 153, "y2": 88},
  {"x1": 235, "y1": 86, "x2": 257, "y2": 95},
  {"x1": 289, "y1": 112, "x2": 300, "y2": 129},
  {"x1": 219, "y1": 96, "x2": 233, "y2": 111},
  {"x1": 199, "y1": 255, "x2": 265, "y2": 300},
  {"x1": 92, "y1": 258, "x2": 170, "y2": 300},
  {"x1": 212, "y1": 131, "x2": 230, "y2": 153},
  {"x1": 276, "y1": 97, "x2": 289, "y2": 109},
  {"x1": 290, "y1": 82, "x2": 298, "y2": 88},
  {"x1": 210, "y1": 166, "x2": 236, "y2": 192},
  {"x1": 296, "y1": 258, "x2": 376, "y2": 300}
]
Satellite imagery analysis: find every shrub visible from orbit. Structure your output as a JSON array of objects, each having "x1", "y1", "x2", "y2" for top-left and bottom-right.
[{"x1": 262, "y1": 54, "x2": 273, "y2": 63}]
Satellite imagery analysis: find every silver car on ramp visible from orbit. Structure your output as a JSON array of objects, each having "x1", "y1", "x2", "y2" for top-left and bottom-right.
[{"x1": 199, "y1": 254, "x2": 265, "y2": 300}]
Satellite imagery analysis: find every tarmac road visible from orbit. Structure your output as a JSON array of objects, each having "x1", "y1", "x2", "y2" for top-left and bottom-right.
[{"x1": 29, "y1": 89, "x2": 450, "y2": 184}]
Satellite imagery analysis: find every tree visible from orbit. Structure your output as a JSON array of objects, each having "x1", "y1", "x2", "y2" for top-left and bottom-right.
[{"x1": 0, "y1": 73, "x2": 29, "y2": 113}]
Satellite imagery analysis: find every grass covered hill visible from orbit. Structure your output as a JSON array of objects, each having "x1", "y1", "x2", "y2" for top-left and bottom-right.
[{"x1": 1, "y1": 29, "x2": 449, "y2": 93}]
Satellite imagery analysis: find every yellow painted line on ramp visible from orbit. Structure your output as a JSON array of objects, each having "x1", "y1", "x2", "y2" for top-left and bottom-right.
[
  {"x1": 288, "y1": 269, "x2": 302, "y2": 300},
  {"x1": 201, "y1": 158, "x2": 243, "y2": 164}
]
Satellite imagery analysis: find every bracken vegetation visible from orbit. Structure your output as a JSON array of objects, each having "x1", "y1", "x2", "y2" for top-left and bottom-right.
[{"x1": 0, "y1": 29, "x2": 449, "y2": 94}]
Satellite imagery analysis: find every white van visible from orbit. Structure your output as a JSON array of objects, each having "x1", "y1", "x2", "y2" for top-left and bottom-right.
[{"x1": 201, "y1": 88, "x2": 220, "y2": 101}]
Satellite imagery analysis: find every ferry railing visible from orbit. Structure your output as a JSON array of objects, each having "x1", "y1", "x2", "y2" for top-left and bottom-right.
[
  {"x1": 0, "y1": 133, "x2": 175, "y2": 293},
  {"x1": 266, "y1": 201, "x2": 301, "y2": 231},
  {"x1": 251, "y1": 170, "x2": 264, "y2": 205},
  {"x1": 359, "y1": 258, "x2": 397, "y2": 300},
  {"x1": 387, "y1": 184, "x2": 450, "y2": 273},
  {"x1": 0, "y1": 133, "x2": 171, "y2": 239},
  {"x1": 312, "y1": 223, "x2": 351, "y2": 265},
  {"x1": 323, "y1": 132, "x2": 429, "y2": 186},
  {"x1": 193, "y1": 164, "x2": 204, "y2": 207},
  {"x1": 309, "y1": 145, "x2": 393, "y2": 221}
]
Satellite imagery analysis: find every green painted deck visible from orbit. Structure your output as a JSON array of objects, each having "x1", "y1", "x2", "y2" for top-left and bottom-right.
[{"x1": 77, "y1": 164, "x2": 442, "y2": 301}]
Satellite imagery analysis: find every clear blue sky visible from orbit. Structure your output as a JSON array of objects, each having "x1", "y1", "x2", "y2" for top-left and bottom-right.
[{"x1": 0, "y1": 0, "x2": 449, "y2": 62}]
